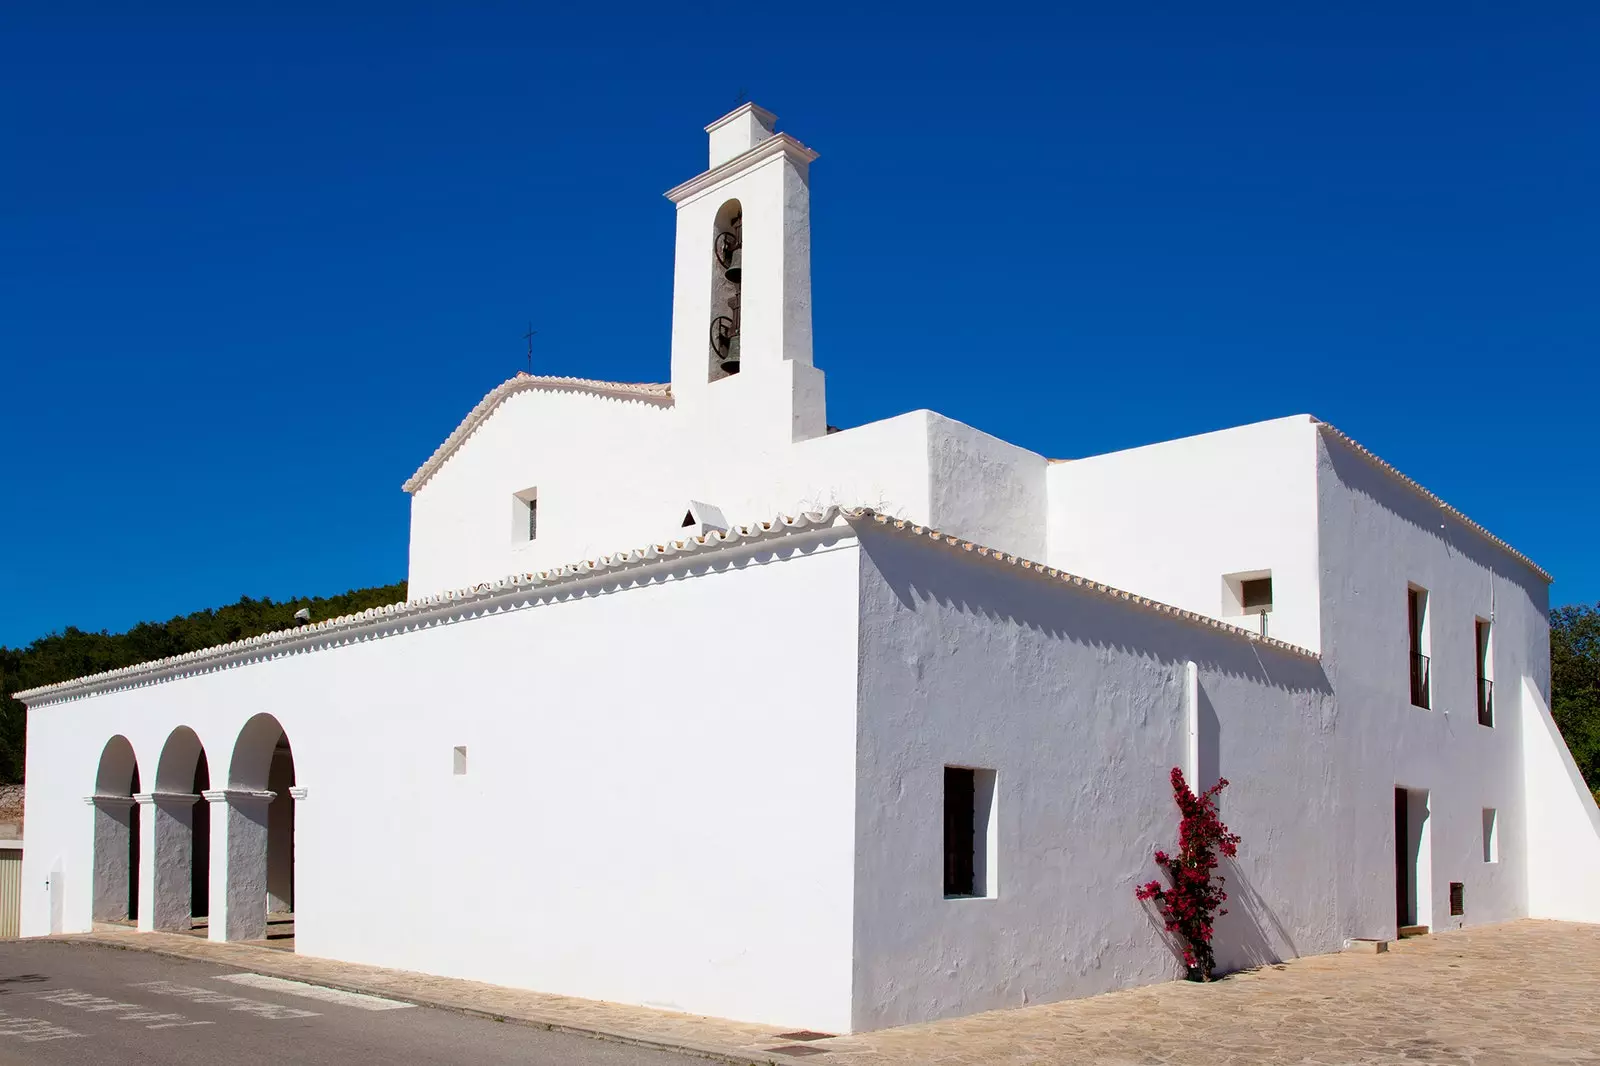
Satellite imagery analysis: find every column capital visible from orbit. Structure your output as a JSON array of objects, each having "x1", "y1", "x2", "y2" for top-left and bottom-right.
[
  {"x1": 84, "y1": 794, "x2": 137, "y2": 807},
  {"x1": 201, "y1": 788, "x2": 275, "y2": 804}
]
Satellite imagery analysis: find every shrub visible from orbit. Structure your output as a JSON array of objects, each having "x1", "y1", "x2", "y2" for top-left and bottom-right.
[{"x1": 1136, "y1": 767, "x2": 1241, "y2": 981}]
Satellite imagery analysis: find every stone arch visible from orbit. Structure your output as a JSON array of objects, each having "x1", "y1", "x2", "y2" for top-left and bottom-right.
[
  {"x1": 144, "y1": 726, "x2": 210, "y2": 932},
  {"x1": 90, "y1": 736, "x2": 139, "y2": 922},
  {"x1": 214, "y1": 713, "x2": 296, "y2": 941}
]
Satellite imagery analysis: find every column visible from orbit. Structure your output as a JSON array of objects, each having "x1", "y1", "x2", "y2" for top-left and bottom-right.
[
  {"x1": 134, "y1": 792, "x2": 198, "y2": 932},
  {"x1": 85, "y1": 795, "x2": 136, "y2": 922},
  {"x1": 205, "y1": 789, "x2": 274, "y2": 942}
]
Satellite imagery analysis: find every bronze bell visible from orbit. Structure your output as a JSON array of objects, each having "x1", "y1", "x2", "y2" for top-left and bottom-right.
[
  {"x1": 724, "y1": 245, "x2": 742, "y2": 284},
  {"x1": 721, "y1": 333, "x2": 741, "y2": 373}
]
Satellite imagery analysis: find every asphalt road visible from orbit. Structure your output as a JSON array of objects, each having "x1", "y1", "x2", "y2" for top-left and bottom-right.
[{"x1": 0, "y1": 941, "x2": 710, "y2": 1066}]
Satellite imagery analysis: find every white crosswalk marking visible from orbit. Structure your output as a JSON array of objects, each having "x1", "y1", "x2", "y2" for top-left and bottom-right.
[{"x1": 213, "y1": 973, "x2": 415, "y2": 1011}]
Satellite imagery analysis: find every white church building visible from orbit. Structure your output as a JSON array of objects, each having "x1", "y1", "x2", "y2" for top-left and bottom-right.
[{"x1": 17, "y1": 103, "x2": 1600, "y2": 1034}]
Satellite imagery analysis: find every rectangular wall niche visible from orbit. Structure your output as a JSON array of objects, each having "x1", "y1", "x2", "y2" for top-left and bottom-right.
[
  {"x1": 453, "y1": 746, "x2": 468, "y2": 775},
  {"x1": 943, "y1": 766, "x2": 998, "y2": 899},
  {"x1": 1482, "y1": 807, "x2": 1498, "y2": 863}
]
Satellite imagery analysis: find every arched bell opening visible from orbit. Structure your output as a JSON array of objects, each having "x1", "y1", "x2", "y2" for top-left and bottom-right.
[
  {"x1": 149, "y1": 726, "x2": 211, "y2": 933},
  {"x1": 708, "y1": 198, "x2": 743, "y2": 381},
  {"x1": 90, "y1": 736, "x2": 140, "y2": 924},
  {"x1": 226, "y1": 713, "x2": 296, "y2": 942}
]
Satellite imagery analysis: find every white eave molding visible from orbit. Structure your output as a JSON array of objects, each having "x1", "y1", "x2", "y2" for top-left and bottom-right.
[
  {"x1": 663, "y1": 133, "x2": 819, "y2": 206},
  {"x1": 15, "y1": 506, "x2": 1318, "y2": 708}
]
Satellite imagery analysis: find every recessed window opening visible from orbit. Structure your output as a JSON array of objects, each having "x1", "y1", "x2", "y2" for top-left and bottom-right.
[
  {"x1": 708, "y1": 199, "x2": 743, "y2": 382},
  {"x1": 511, "y1": 488, "x2": 538, "y2": 544},
  {"x1": 1449, "y1": 881, "x2": 1464, "y2": 916},
  {"x1": 1476, "y1": 618, "x2": 1494, "y2": 727},
  {"x1": 1408, "y1": 585, "x2": 1431, "y2": 709},
  {"x1": 944, "y1": 766, "x2": 998, "y2": 899},
  {"x1": 453, "y1": 746, "x2": 468, "y2": 776},
  {"x1": 1222, "y1": 570, "x2": 1273, "y2": 637},
  {"x1": 1482, "y1": 808, "x2": 1498, "y2": 863}
]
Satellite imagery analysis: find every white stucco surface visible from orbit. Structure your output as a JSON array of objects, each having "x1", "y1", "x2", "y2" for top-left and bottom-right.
[
  {"x1": 22, "y1": 528, "x2": 864, "y2": 1032},
  {"x1": 1521, "y1": 677, "x2": 1600, "y2": 922}
]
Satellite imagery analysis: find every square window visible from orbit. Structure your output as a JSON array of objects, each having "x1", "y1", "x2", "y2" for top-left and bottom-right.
[
  {"x1": 1482, "y1": 808, "x2": 1498, "y2": 863},
  {"x1": 943, "y1": 766, "x2": 997, "y2": 899},
  {"x1": 1240, "y1": 577, "x2": 1273, "y2": 611}
]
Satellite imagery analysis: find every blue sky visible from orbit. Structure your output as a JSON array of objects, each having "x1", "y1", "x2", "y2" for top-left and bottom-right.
[{"x1": 2, "y1": 5, "x2": 1595, "y2": 647}]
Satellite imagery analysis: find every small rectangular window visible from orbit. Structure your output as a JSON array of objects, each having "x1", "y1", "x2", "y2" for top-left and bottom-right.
[
  {"x1": 943, "y1": 766, "x2": 997, "y2": 899},
  {"x1": 453, "y1": 746, "x2": 468, "y2": 775},
  {"x1": 1408, "y1": 585, "x2": 1431, "y2": 709},
  {"x1": 1449, "y1": 881, "x2": 1464, "y2": 916},
  {"x1": 1476, "y1": 618, "x2": 1493, "y2": 727},
  {"x1": 1240, "y1": 577, "x2": 1273, "y2": 611},
  {"x1": 511, "y1": 488, "x2": 539, "y2": 544},
  {"x1": 1482, "y1": 808, "x2": 1498, "y2": 863}
]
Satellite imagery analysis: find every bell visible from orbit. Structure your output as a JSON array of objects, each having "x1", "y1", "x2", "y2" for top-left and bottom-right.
[
  {"x1": 720, "y1": 334, "x2": 741, "y2": 374},
  {"x1": 724, "y1": 246, "x2": 742, "y2": 284}
]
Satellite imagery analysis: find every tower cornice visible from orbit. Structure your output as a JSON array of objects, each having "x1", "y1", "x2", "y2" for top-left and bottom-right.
[{"x1": 663, "y1": 133, "x2": 819, "y2": 206}]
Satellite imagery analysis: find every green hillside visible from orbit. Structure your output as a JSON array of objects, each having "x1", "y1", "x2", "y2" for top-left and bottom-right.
[{"x1": 0, "y1": 582, "x2": 406, "y2": 784}]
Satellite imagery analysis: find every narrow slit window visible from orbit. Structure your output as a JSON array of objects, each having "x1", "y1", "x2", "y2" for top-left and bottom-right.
[
  {"x1": 1408, "y1": 585, "x2": 1431, "y2": 709},
  {"x1": 1482, "y1": 808, "x2": 1498, "y2": 863},
  {"x1": 943, "y1": 766, "x2": 997, "y2": 899},
  {"x1": 1476, "y1": 618, "x2": 1493, "y2": 727},
  {"x1": 511, "y1": 488, "x2": 539, "y2": 544},
  {"x1": 453, "y1": 746, "x2": 468, "y2": 775}
]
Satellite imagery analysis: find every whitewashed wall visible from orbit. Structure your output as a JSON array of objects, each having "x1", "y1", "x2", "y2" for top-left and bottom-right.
[
  {"x1": 850, "y1": 525, "x2": 1337, "y2": 1030},
  {"x1": 1521, "y1": 678, "x2": 1600, "y2": 922},
  {"x1": 23, "y1": 531, "x2": 864, "y2": 1033},
  {"x1": 408, "y1": 394, "x2": 1049, "y2": 598},
  {"x1": 1315, "y1": 431, "x2": 1551, "y2": 936},
  {"x1": 1047, "y1": 416, "x2": 1324, "y2": 653}
]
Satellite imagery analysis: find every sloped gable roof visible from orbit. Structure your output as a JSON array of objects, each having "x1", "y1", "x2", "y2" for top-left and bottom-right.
[{"x1": 402, "y1": 373, "x2": 673, "y2": 494}]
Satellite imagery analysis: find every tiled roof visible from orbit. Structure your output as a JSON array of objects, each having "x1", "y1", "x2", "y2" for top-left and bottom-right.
[
  {"x1": 402, "y1": 373, "x2": 673, "y2": 494},
  {"x1": 1314, "y1": 422, "x2": 1551, "y2": 583},
  {"x1": 15, "y1": 506, "x2": 1315, "y2": 706}
]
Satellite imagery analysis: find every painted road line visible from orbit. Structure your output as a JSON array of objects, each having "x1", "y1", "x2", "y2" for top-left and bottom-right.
[
  {"x1": 131, "y1": 981, "x2": 320, "y2": 1020},
  {"x1": 26, "y1": 989, "x2": 211, "y2": 1030},
  {"x1": 0, "y1": 1010, "x2": 84, "y2": 1043},
  {"x1": 212, "y1": 973, "x2": 415, "y2": 1011}
]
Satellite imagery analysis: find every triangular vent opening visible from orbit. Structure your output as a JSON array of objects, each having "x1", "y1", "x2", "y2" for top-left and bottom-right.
[{"x1": 682, "y1": 511, "x2": 696, "y2": 528}]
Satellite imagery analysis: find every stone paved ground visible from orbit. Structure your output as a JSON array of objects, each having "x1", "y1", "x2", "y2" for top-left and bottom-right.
[{"x1": 59, "y1": 920, "x2": 1600, "y2": 1065}]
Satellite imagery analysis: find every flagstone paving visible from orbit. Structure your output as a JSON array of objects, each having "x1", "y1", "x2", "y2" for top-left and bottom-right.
[{"x1": 59, "y1": 919, "x2": 1600, "y2": 1065}]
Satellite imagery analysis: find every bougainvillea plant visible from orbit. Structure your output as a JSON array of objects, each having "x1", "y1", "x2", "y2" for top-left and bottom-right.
[{"x1": 1135, "y1": 767, "x2": 1241, "y2": 981}]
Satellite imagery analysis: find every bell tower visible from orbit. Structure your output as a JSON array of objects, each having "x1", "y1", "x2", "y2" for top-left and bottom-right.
[{"x1": 665, "y1": 104, "x2": 826, "y2": 444}]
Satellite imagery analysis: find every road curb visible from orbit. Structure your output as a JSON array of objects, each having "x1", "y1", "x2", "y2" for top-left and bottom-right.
[{"x1": 48, "y1": 935, "x2": 784, "y2": 1066}]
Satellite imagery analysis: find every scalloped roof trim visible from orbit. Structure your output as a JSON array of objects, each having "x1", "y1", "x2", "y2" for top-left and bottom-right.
[
  {"x1": 855, "y1": 511, "x2": 1319, "y2": 660},
  {"x1": 402, "y1": 373, "x2": 673, "y2": 494},
  {"x1": 16, "y1": 505, "x2": 1318, "y2": 705},
  {"x1": 1314, "y1": 421, "x2": 1550, "y2": 582}
]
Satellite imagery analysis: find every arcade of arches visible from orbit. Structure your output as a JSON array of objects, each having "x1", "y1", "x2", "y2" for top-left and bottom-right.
[{"x1": 88, "y1": 714, "x2": 296, "y2": 943}]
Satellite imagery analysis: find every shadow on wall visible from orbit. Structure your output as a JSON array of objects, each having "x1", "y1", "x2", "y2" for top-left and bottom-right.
[
  {"x1": 1320, "y1": 433, "x2": 1547, "y2": 612},
  {"x1": 861, "y1": 523, "x2": 1334, "y2": 695},
  {"x1": 1212, "y1": 855, "x2": 1299, "y2": 974},
  {"x1": 1137, "y1": 855, "x2": 1299, "y2": 978}
]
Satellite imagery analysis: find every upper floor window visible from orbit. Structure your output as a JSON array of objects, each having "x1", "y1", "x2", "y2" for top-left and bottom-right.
[
  {"x1": 1476, "y1": 618, "x2": 1494, "y2": 727},
  {"x1": 1223, "y1": 570, "x2": 1273, "y2": 638},
  {"x1": 511, "y1": 488, "x2": 538, "y2": 544},
  {"x1": 1408, "y1": 585, "x2": 1431, "y2": 709}
]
